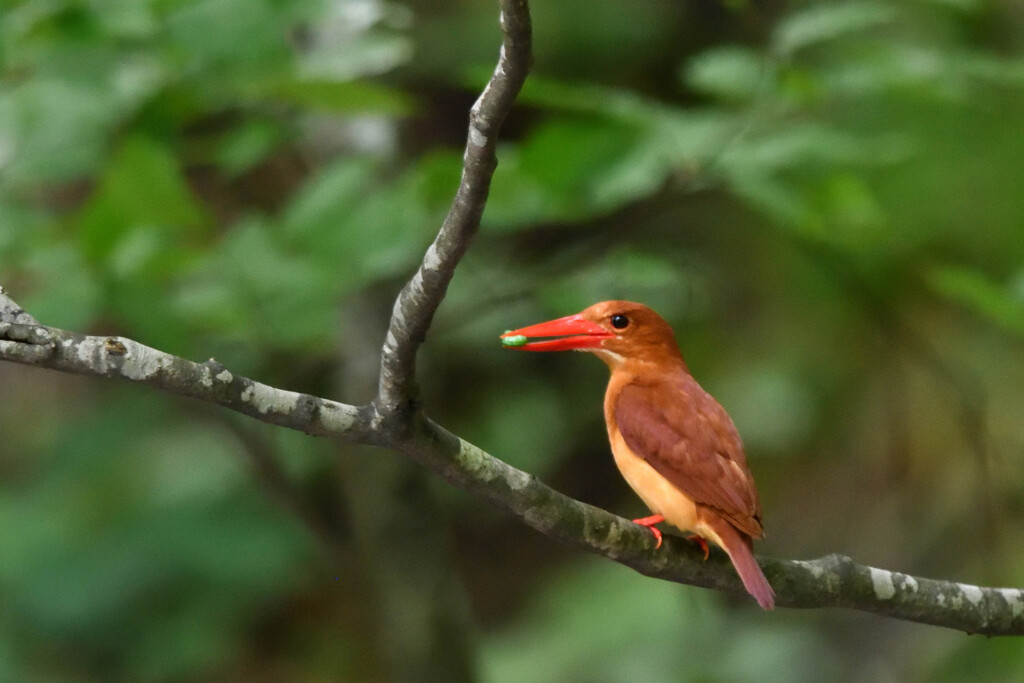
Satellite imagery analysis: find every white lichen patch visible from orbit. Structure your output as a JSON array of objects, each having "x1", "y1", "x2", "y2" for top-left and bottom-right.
[
  {"x1": 118, "y1": 340, "x2": 173, "y2": 380},
  {"x1": 241, "y1": 382, "x2": 300, "y2": 415},
  {"x1": 199, "y1": 366, "x2": 214, "y2": 388},
  {"x1": 455, "y1": 440, "x2": 532, "y2": 493},
  {"x1": 998, "y1": 588, "x2": 1023, "y2": 618},
  {"x1": 410, "y1": 269, "x2": 425, "y2": 295},
  {"x1": 389, "y1": 297, "x2": 407, "y2": 332},
  {"x1": 960, "y1": 583, "x2": 984, "y2": 606},
  {"x1": 870, "y1": 567, "x2": 896, "y2": 600},
  {"x1": 77, "y1": 337, "x2": 103, "y2": 365},
  {"x1": 423, "y1": 242, "x2": 442, "y2": 271},
  {"x1": 469, "y1": 126, "x2": 487, "y2": 148},
  {"x1": 318, "y1": 400, "x2": 358, "y2": 432},
  {"x1": 215, "y1": 369, "x2": 233, "y2": 383},
  {"x1": 471, "y1": 83, "x2": 492, "y2": 116},
  {"x1": 505, "y1": 466, "x2": 531, "y2": 491},
  {"x1": 902, "y1": 575, "x2": 919, "y2": 592},
  {"x1": 457, "y1": 439, "x2": 496, "y2": 481},
  {"x1": 793, "y1": 559, "x2": 826, "y2": 579}
]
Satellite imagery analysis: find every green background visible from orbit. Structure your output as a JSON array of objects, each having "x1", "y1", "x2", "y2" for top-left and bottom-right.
[{"x1": 2, "y1": 0, "x2": 1024, "y2": 680}]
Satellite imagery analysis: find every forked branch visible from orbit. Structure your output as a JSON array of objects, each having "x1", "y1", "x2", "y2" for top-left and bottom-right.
[{"x1": 1, "y1": 0, "x2": 1022, "y2": 636}]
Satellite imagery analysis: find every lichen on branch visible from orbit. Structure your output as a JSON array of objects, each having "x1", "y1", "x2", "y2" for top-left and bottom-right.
[{"x1": 1, "y1": 0, "x2": 1023, "y2": 637}]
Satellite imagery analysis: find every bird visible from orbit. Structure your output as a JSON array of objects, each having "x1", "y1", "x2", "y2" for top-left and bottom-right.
[{"x1": 501, "y1": 300, "x2": 775, "y2": 610}]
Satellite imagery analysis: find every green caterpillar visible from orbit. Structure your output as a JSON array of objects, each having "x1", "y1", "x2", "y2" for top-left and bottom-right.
[{"x1": 502, "y1": 334, "x2": 528, "y2": 347}]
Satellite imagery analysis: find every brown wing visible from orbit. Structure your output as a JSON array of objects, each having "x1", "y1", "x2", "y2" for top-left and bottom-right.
[{"x1": 614, "y1": 374, "x2": 764, "y2": 538}]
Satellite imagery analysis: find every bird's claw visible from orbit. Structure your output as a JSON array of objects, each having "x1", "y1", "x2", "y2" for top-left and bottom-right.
[
  {"x1": 632, "y1": 514, "x2": 665, "y2": 550},
  {"x1": 686, "y1": 534, "x2": 710, "y2": 560}
]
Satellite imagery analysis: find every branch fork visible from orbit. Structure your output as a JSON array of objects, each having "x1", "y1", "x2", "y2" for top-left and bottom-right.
[{"x1": 2, "y1": 1, "x2": 1022, "y2": 635}]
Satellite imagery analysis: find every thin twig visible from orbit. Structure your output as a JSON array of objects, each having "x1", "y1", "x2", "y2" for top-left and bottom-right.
[{"x1": 376, "y1": 0, "x2": 532, "y2": 419}]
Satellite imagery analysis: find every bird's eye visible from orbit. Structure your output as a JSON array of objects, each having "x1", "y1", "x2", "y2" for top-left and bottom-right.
[{"x1": 610, "y1": 314, "x2": 629, "y2": 330}]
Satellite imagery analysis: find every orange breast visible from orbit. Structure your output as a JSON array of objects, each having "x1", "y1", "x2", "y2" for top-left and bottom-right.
[{"x1": 607, "y1": 425, "x2": 727, "y2": 549}]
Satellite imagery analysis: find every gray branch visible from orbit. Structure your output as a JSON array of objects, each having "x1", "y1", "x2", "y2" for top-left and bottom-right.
[
  {"x1": 1, "y1": 303, "x2": 1021, "y2": 633},
  {"x1": 2, "y1": 0, "x2": 1022, "y2": 637},
  {"x1": 376, "y1": 0, "x2": 532, "y2": 419},
  {"x1": 1, "y1": 293, "x2": 1022, "y2": 634},
  {"x1": 0, "y1": 308, "x2": 372, "y2": 443},
  {"x1": 0, "y1": 284, "x2": 39, "y2": 326}
]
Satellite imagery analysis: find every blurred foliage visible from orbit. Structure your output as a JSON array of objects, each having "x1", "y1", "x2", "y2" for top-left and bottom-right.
[{"x1": 3, "y1": 0, "x2": 1024, "y2": 680}]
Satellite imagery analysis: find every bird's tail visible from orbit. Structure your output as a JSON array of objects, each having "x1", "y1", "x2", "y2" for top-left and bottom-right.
[{"x1": 705, "y1": 515, "x2": 775, "y2": 610}]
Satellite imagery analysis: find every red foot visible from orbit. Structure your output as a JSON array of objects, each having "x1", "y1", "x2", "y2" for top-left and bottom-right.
[
  {"x1": 632, "y1": 514, "x2": 665, "y2": 549},
  {"x1": 686, "y1": 534, "x2": 710, "y2": 560}
]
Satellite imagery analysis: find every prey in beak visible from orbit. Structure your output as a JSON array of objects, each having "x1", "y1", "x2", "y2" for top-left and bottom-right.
[{"x1": 501, "y1": 314, "x2": 613, "y2": 352}]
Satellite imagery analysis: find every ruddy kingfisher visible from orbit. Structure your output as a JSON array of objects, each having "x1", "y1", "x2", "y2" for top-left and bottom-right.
[{"x1": 501, "y1": 300, "x2": 775, "y2": 610}]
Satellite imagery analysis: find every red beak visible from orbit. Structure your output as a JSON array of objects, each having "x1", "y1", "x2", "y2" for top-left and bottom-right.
[{"x1": 501, "y1": 314, "x2": 613, "y2": 352}]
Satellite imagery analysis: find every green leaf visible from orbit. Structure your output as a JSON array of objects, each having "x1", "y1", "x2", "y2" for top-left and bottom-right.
[
  {"x1": 214, "y1": 120, "x2": 284, "y2": 177},
  {"x1": 540, "y1": 248, "x2": 702, "y2": 320},
  {"x1": 409, "y1": 150, "x2": 464, "y2": 215},
  {"x1": 685, "y1": 46, "x2": 770, "y2": 101},
  {"x1": 0, "y1": 202, "x2": 49, "y2": 253},
  {"x1": 18, "y1": 243, "x2": 103, "y2": 330},
  {"x1": 728, "y1": 171, "x2": 823, "y2": 234},
  {"x1": 516, "y1": 118, "x2": 642, "y2": 193},
  {"x1": 77, "y1": 135, "x2": 209, "y2": 262},
  {"x1": 198, "y1": 217, "x2": 339, "y2": 349},
  {"x1": 281, "y1": 158, "x2": 378, "y2": 241},
  {"x1": 514, "y1": 76, "x2": 675, "y2": 123},
  {"x1": 773, "y1": 1, "x2": 897, "y2": 56},
  {"x1": 0, "y1": 79, "x2": 117, "y2": 185},
  {"x1": 268, "y1": 79, "x2": 414, "y2": 115},
  {"x1": 165, "y1": 0, "x2": 292, "y2": 76},
  {"x1": 91, "y1": 1, "x2": 159, "y2": 40},
  {"x1": 282, "y1": 157, "x2": 434, "y2": 288},
  {"x1": 814, "y1": 172, "x2": 887, "y2": 245},
  {"x1": 720, "y1": 123, "x2": 876, "y2": 173},
  {"x1": 926, "y1": 265, "x2": 1024, "y2": 337},
  {"x1": 484, "y1": 117, "x2": 654, "y2": 228}
]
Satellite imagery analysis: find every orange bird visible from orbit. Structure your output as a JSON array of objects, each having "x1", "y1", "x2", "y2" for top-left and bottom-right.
[{"x1": 502, "y1": 301, "x2": 775, "y2": 610}]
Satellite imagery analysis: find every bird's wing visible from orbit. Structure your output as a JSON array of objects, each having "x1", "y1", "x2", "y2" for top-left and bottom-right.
[{"x1": 614, "y1": 375, "x2": 764, "y2": 538}]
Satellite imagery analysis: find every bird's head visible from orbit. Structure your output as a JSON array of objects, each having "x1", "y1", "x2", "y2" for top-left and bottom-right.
[{"x1": 501, "y1": 300, "x2": 684, "y2": 369}]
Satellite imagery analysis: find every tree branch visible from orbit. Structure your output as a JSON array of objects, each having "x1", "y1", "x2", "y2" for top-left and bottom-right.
[
  {"x1": 2, "y1": 1, "x2": 1022, "y2": 637},
  {"x1": 401, "y1": 416, "x2": 1024, "y2": 636},
  {"x1": 376, "y1": 0, "x2": 532, "y2": 419},
  {"x1": 0, "y1": 299, "x2": 371, "y2": 443},
  {"x1": 1, "y1": 293, "x2": 1022, "y2": 634},
  {"x1": 0, "y1": 285, "x2": 39, "y2": 326}
]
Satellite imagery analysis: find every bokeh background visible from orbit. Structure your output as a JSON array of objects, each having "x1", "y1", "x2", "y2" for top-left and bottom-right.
[{"x1": 3, "y1": 0, "x2": 1024, "y2": 680}]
